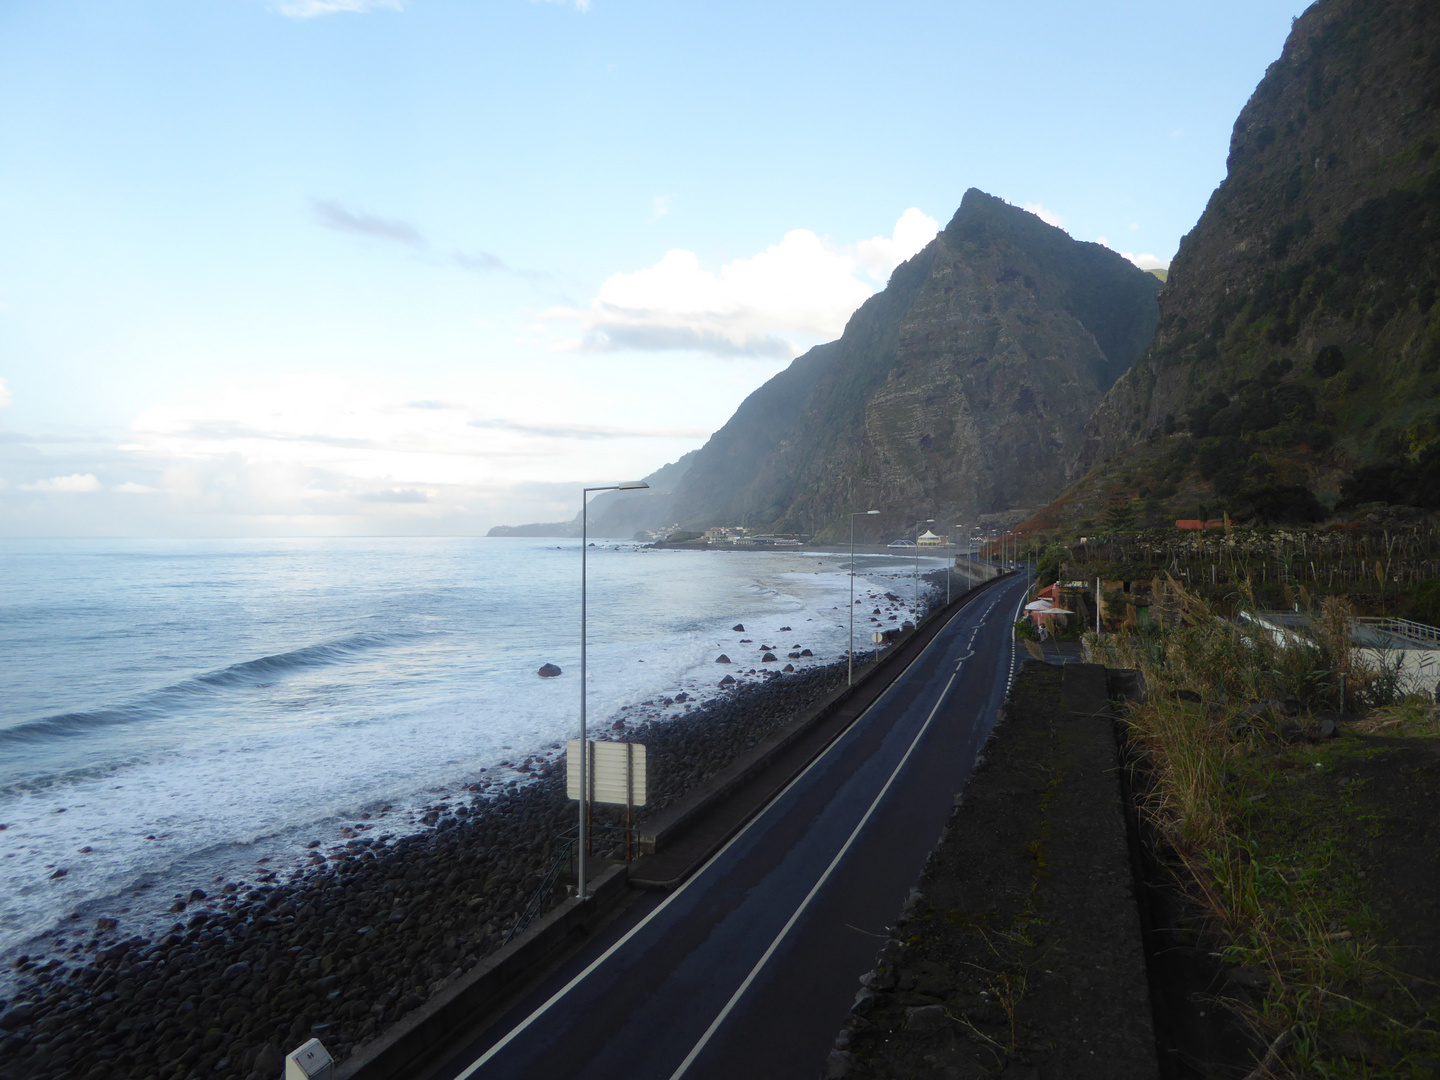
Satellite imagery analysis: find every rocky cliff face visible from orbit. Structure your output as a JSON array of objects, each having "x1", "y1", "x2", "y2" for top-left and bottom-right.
[
  {"x1": 669, "y1": 190, "x2": 1160, "y2": 540},
  {"x1": 1082, "y1": 0, "x2": 1440, "y2": 490}
]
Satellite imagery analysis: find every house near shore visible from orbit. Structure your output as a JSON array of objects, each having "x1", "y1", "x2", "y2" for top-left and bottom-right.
[
  {"x1": 1025, "y1": 582, "x2": 1078, "y2": 636},
  {"x1": 731, "y1": 534, "x2": 802, "y2": 547},
  {"x1": 917, "y1": 530, "x2": 946, "y2": 547}
]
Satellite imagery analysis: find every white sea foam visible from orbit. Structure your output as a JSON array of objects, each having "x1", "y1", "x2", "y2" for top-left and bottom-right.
[{"x1": 0, "y1": 537, "x2": 948, "y2": 970}]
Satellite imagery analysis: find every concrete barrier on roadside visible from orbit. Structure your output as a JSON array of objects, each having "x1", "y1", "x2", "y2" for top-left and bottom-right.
[{"x1": 338, "y1": 863, "x2": 629, "y2": 1080}]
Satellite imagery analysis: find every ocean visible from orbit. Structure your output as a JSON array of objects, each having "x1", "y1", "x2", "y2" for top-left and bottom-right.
[{"x1": 0, "y1": 537, "x2": 947, "y2": 966}]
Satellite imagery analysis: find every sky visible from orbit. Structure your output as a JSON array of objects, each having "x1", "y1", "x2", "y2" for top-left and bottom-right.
[{"x1": 0, "y1": 0, "x2": 1312, "y2": 537}]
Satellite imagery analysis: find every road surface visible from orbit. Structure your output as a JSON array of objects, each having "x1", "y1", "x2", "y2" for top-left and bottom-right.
[{"x1": 431, "y1": 573, "x2": 1029, "y2": 1080}]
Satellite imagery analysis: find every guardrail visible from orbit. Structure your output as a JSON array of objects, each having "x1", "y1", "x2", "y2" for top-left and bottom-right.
[{"x1": 1357, "y1": 616, "x2": 1440, "y2": 648}]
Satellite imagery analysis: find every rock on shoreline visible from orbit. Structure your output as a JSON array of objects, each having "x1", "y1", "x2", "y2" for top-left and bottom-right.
[{"x1": 0, "y1": 662, "x2": 849, "y2": 1080}]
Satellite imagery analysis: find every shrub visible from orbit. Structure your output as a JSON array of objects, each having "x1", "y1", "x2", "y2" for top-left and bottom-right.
[
  {"x1": 1313, "y1": 344, "x2": 1346, "y2": 377},
  {"x1": 1227, "y1": 483, "x2": 1328, "y2": 524}
]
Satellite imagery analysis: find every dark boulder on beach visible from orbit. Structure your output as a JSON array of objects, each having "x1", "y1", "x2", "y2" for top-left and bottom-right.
[
  {"x1": 783, "y1": 664, "x2": 795, "y2": 672},
  {"x1": 1, "y1": 658, "x2": 856, "y2": 1080},
  {"x1": 674, "y1": 692, "x2": 689, "y2": 702},
  {"x1": 715, "y1": 654, "x2": 731, "y2": 664},
  {"x1": 761, "y1": 653, "x2": 778, "y2": 662},
  {"x1": 779, "y1": 626, "x2": 791, "y2": 631},
  {"x1": 537, "y1": 663, "x2": 563, "y2": 678},
  {"x1": 732, "y1": 624, "x2": 745, "y2": 631}
]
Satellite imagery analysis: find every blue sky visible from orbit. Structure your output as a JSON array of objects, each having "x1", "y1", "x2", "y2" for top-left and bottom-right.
[{"x1": 0, "y1": 0, "x2": 1310, "y2": 536}]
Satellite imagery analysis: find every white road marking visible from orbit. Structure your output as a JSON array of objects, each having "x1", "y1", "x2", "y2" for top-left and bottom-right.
[
  {"x1": 667, "y1": 659, "x2": 968, "y2": 1080},
  {"x1": 455, "y1": 584, "x2": 1003, "y2": 1078}
]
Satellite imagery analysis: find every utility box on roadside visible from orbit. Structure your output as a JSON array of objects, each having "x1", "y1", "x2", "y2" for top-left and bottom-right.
[{"x1": 285, "y1": 1039, "x2": 333, "y2": 1080}]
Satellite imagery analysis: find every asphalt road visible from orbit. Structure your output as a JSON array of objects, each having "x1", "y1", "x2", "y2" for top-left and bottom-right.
[{"x1": 431, "y1": 573, "x2": 1029, "y2": 1080}]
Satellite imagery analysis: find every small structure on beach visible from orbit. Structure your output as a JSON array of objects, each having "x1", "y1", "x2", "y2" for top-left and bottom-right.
[{"x1": 917, "y1": 530, "x2": 945, "y2": 547}]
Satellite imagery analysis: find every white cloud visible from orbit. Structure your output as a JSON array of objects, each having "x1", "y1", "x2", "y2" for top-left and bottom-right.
[
  {"x1": 311, "y1": 199, "x2": 425, "y2": 247},
  {"x1": 1023, "y1": 202, "x2": 1065, "y2": 228},
  {"x1": 276, "y1": 0, "x2": 404, "y2": 16},
  {"x1": 118, "y1": 371, "x2": 704, "y2": 501},
  {"x1": 115, "y1": 482, "x2": 158, "y2": 494},
  {"x1": 1097, "y1": 236, "x2": 1171, "y2": 271},
  {"x1": 1122, "y1": 252, "x2": 1170, "y2": 270},
  {"x1": 545, "y1": 209, "x2": 934, "y2": 359},
  {"x1": 854, "y1": 208, "x2": 939, "y2": 282},
  {"x1": 22, "y1": 473, "x2": 101, "y2": 492},
  {"x1": 648, "y1": 195, "x2": 672, "y2": 223},
  {"x1": 0, "y1": 377, "x2": 11, "y2": 411}
]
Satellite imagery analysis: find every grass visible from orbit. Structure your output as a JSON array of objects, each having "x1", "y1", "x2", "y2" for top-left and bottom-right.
[{"x1": 1086, "y1": 579, "x2": 1439, "y2": 1077}]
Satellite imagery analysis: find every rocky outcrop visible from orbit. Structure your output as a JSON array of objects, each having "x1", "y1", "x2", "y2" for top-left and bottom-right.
[
  {"x1": 668, "y1": 191, "x2": 1160, "y2": 541},
  {"x1": 1081, "y1": 0, "x2": 1440, "y2": 477}
]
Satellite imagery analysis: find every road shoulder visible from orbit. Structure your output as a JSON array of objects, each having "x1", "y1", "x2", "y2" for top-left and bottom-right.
[{"x1": 828, "y1": 659, "x2": 1157, "y2": 1079}]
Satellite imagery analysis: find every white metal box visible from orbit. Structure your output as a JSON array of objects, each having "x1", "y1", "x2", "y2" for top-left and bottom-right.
[{"x1": 285, "y1": 1038, "x2": 333, "y2": 1080}]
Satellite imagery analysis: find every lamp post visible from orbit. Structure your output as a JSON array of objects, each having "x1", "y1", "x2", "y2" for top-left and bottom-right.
[
  {"x1": 914, "y1": 518, "x2": 934, "y2": 612},
  {"x1": 578, "y1": 480, "x2": 649, "y2": 900},
  {"x1": 848, "y1": 510, "x2": 879, "y2": 685},
  {"x1": 947, "y1": 524, "x2": 963, "y2": 605}
]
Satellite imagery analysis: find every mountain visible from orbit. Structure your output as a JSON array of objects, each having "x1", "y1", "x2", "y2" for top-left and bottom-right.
[
  {"x1": 486, "y1": 450, "x2": 696, "y2": 538},
  {"x1": 1064, "y1": 0, "x2": 1440, "y2": 527},
  {"x1": 665, "y1": 190, "x2": 1161, "y2": 540}
]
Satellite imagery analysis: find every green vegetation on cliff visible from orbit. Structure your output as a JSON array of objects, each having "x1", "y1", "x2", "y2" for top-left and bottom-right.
[
  {"x1": 669, "y1": 190, "x2": 1160, "y2": 542},
  {"x1": 1073, "y1": 0, "x2": 1440, "y2": 527}
]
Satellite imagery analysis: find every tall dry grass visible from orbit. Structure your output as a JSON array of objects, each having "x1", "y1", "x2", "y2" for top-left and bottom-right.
[{"x1": 1083, "y1": 578, "x2": 1418, "y2": 1074}]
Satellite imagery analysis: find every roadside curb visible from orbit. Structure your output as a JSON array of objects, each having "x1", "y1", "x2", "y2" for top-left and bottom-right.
[
  {"x1": 629, "y1": 571, "x2": 1013, "y2": 889},
  {"x1": 339, "y1": 863, "x2": 629, "y2": 1080}
]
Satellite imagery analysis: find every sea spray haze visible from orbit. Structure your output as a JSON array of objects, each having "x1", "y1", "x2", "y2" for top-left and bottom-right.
[{"x1": 0, "y1": 536, "x2": 940, "y2": 968}]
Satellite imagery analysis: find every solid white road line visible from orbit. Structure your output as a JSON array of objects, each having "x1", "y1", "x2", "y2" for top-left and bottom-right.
[
  {"x1": 454, "y1": 589, "x2": 998, "y2": 1079},
  {"x1": 666, "y1": 659, "x2": 970, "y2": 1080}
]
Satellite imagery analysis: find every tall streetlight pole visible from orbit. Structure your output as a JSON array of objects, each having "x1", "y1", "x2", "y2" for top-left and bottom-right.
[
  {"x1": 914, "y1": 518, "x2": 934, "y2": 612},
  {"x1": 947, "y1": 524, "x2": 963, "y2": 605},
  {"x1": 578, "y1": 480, "x2": 648, "y2": 900},
  {"x1": 848, "y1": 510, "x2": 879, "y2": 685}
]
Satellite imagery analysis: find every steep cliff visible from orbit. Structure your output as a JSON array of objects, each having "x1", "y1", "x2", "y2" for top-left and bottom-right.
[
  {"x1": 668, "y1": 190, "x2": 1161, "y2": 540},
  {"x1": 1075, "y1": 0, "x2": 1440, "y2": 521}
]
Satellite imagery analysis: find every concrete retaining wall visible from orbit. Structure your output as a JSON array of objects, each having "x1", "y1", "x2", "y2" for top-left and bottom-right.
[{"x1": 339, "y1": 862, "x2": 629, "y2": 1080}]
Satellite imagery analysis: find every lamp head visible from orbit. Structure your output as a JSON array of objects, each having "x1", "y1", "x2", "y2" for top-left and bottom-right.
[
  {"x1": 616, "y1": 481, "x2": 650, "y2": 490},
  {"x1": 866, "y1": 509, "x2": 879, "y2": 515}
]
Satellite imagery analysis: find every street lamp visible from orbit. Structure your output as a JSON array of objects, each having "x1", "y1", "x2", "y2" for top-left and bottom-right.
[
  {"x1": 577, "y1": 480, "x2": 648, "y2": 900},
  {"x1": 848, "y1": 510, "x2": 879, "y2": 685},
  {"x1": 914, "y1": 519, "x2": 934, "y2": 611},
  {"x1": 947, "y1": 524, "x2": 964, "y2": 605}
]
